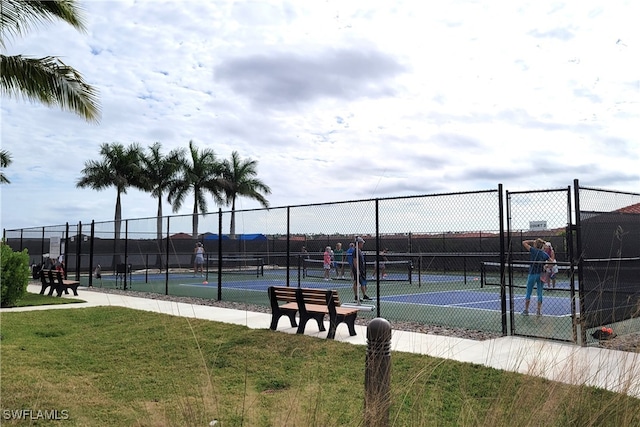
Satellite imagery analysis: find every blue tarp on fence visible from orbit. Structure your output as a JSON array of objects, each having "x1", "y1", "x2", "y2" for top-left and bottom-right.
[{"x1": 203, "y1": 233, "x2": 267, "y2": 241}]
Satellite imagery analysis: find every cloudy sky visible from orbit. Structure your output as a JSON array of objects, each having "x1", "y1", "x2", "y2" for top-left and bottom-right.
[{"x1": 2, "y1": 0, "x2": 639, "y2": 232}]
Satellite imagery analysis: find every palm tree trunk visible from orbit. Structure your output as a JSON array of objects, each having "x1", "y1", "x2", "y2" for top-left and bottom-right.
[
  {"x1": 192, "y1": 200, "x2": 199, "y2": 240},
  {"x1": 156, "y1": 195, "x2": 164, "y2": 271},
  {"x1": 230, "y1": 197, "x2": 236, "y2": 239},
  {"x1": 191, "y1": 201, "x2": 199, "y2": 269},
  {"x1": 113, "y1": 189, "x2": 123, "y2": 269}
]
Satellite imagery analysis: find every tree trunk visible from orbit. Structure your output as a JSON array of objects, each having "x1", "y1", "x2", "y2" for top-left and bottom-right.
[
  {"x1": 113, "y1": 189, "x2": 123, "y2": 269},
  {"x1": 156, "y1": 195, "x2": 164, "y2": 271},
  {"x1": 229, "y1": 197, "x2": 236, "y2": 239},
  {"x1": 192, "y1": 199, "x2": 199, "y2": 240}
]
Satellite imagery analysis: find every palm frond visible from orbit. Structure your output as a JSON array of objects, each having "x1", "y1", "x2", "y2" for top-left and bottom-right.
[
  {"x1": 0, "y1": 149, "x2": 10, "y2": 183},
  {"x1": 0, "y1": 149, "x2": 12, "y2": 168},
  {"x1": 1, "y1": 0, "x2": 86, "y2": 47},
  {"x1": 1, "y1": 54, "x2": 100, "y2": 122}
]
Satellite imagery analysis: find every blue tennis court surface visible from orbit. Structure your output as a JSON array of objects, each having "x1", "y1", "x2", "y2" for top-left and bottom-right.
[
  {"x1": 413, "y1": 274, "x2": 480, "y2": 282},
  {"x1": 381, "y1": 290, "x2": 574, "y2": 317}
]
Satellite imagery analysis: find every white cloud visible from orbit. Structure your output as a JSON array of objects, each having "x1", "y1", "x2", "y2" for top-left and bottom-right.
[{"x1": 1, "y1": 0, "x2": 639, "y2": 232}]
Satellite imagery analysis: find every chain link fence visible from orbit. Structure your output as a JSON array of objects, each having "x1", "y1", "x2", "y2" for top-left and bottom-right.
[
  {"x1": 576, "y1": 184, "x2": 640, "y2": 344},
  {"x1": 4, "y1": 181, "x2": 639, "y2": 345}
]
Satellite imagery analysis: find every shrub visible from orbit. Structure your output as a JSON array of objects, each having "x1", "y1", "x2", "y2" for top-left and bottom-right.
[{"x1": 1, "y1": 243, "x2": 29, "y2": 307}]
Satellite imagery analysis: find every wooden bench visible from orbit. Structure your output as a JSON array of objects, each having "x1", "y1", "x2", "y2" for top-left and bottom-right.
[
  {"x1": 268, "y1": 286, "x2": 358, "y2": 339},
  {"x1": 39, "y1": 270, "x2": 80, "y2": 297}
]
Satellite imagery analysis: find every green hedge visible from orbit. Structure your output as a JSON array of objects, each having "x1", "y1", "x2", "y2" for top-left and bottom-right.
[{"x1": 1, "y1": 243, "x2": 29, "y2": 307}]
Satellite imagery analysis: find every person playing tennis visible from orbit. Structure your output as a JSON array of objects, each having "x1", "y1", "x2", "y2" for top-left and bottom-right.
[
  {"x1": 323, "y1": 246, "x2": 332, "y2": 281},
  {"x1": 334, "y1": 242, "x2": 345, "y2": 279},
  {"x1": 522, "y1": 238, "x2": 551, "y2": 316},
  {"x1": 542, "y1": 241, "x2": 558, "y2": 290},
  {"x1": 193, "y1": 242, "x2": 205, "y2": 277}
]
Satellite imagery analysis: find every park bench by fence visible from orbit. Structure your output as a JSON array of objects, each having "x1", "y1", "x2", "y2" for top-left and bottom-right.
[
  {"x1": 39, "y1": 269, "x2": 80, "y2": 297},
  {"x1": 268, "y1": 285, "x2": 358, "y2": 339}
]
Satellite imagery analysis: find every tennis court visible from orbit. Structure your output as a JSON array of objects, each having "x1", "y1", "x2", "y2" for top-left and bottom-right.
[
  {"x1": 94, "y1": 264, "x2": 572, "y2": 315},
  {"x1": 381, "y1": 290, "x2": 573, "y2": 317},
  {"x1": 85, "y1": 257, "x2": 578, "y2": 340}
]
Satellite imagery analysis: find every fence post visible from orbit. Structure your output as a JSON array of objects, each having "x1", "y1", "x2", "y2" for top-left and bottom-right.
[
  {"x1": 217, "y1": 208, "x2": 223, "y2": 301},
  {"x1": 124, "y1": 219, "x2": 129, "y2": 290},
  {"x1": 62, "y1": 222, "x2": 69, "y2": 279},
  {"x1": 286, "y1": 206, "x2": 291, "y2": 287},
  {"x1": 76, "y1": 221, "x2": 82, "y2": 281},
  {"x1": 365, "y1": 317, "x2": 391, "y2": 427},
  {"x1": 88, "y1": 220, "x2": 95, "y2": 288},
  {"x1": 165, "y1": 217, "x2": 170, "y2": 295}
]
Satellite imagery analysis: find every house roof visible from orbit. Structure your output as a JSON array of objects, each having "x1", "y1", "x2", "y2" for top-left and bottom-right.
[
  {"x1": 615, "y1": 202, "x2": 640, "y2": 214},
  {"x1": 169, "y1": 232, "x2": 192, "y2": 240}
]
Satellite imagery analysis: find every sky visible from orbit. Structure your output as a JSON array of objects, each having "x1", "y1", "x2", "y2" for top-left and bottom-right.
[{"x1": 2, "y1": 0, "x2": 639, "y2": 233}]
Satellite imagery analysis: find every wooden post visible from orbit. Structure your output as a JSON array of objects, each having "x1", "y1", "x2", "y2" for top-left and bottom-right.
[{"x1": 365, "y1": 317, "x2": 392, "y2": 427}]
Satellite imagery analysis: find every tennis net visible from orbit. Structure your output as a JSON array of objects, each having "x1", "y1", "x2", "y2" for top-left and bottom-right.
[
  {"x1": 208, "y1": 256, "x2": 265, "y2": 277},
  {"x1": 480, "y1": 261, "x2": 573, "y2": 290},
  {"x1": 302, "y1": 258, "x2": 412, "y2": 282}
]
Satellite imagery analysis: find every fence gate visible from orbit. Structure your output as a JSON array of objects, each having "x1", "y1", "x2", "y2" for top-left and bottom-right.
[{"x1": 506, "y1": 188, "x2": 579, "y2": 342}]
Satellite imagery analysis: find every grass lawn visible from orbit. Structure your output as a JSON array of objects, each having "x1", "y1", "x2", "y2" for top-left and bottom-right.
[{"x1": 1, "y1": 306, "x2": 639, "y2": 427}]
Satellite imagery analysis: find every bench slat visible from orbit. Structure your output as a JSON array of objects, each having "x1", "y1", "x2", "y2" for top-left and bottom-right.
[{"x1": 280, "y1": 302, "x2": 298, "y2": 311}]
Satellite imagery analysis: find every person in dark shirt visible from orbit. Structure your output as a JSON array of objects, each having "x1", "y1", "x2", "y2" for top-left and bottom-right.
[{"x1": 352, "y1": 237, "x2": 371, "y2": 302}]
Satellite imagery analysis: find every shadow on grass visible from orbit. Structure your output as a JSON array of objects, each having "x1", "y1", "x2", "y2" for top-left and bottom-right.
[{"x1": 4, "y1": 291, "x2": 85, "y2": 308}]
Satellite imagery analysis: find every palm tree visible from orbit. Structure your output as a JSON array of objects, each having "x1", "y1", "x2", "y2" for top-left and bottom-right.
[
  {"x1": 76, "y1": 142, "x2": 143, "y2": 241},
  {"x1": 139, "y1": 142, "x2": 185, "y2": 268},
  {"x1": 1, "y1": 0, "x2": 100, "y2": 122},
  {"x1": 168, "y1": 140, "x2": 225, "y2": 240},
  {"x1": 221, "y1": 151, "x2": 271, "y2": 238},
  {"x1": 0, "y1": 149, "x2": 12, "y2": 184}
]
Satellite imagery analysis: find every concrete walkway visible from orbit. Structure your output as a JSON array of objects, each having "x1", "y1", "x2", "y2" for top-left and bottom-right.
[{"x1": 4, "y1": 284, "x2": 640, "y2": 398}]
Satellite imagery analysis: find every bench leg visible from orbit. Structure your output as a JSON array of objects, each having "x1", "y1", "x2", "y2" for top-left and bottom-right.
[
  {"x1": 345, "y1": 314, "x2": 357, "y2": 337},
  {"x1": 71, "y1": 286, "x2": 79, "y2": 296},
  {"x1": 269, "y1": 315, "x2": 280, "y2": 331},
  {"x1": 327, "y1": 323, "x2": 337, "y2": 340},
  {"x1": 314, "y1": 314, "x2": 326, "y2": 332},
  {"x1": 327, "y1": 314, "x2": 358, "y2": 339},
  {"x1": 287, "y1": 312, "x2": 298, "y2": 328},
  {"x1": 296, "y1": 317, "x2": 309, "y2": 334},
  {"x1": 270, "y1": 310, "x2": 298, "y2": 331},
  {"x1": 297, "y1": 313, "x2": 326, "y2": 335}
]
